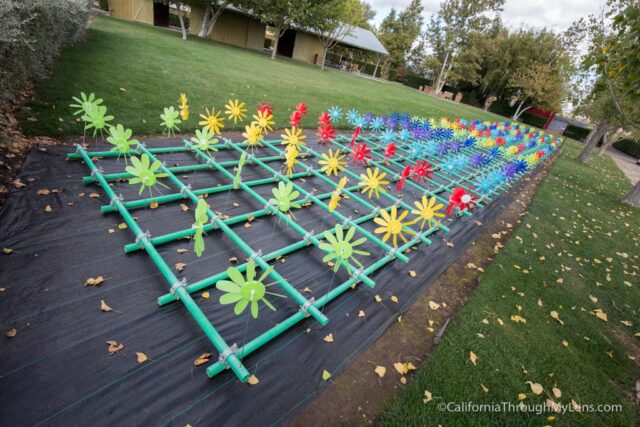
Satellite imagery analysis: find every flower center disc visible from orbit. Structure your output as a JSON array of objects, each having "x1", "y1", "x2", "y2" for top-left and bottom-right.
[
  {"x1": 140, "y1": 170, "x2": 156, "y2": 186},
  {"x1": 241, "y1": 281, "x2": 266, "y2": 302},
  {"x1": 369, "y1": 177, "x2": 379, "y2": 188},
  {"x1": 461, "y1": 194, "x2": 471, "y2": 204},
  {"x1": 388, "y1": 219, "x2": 402, "y2": 234},
  {"x1": 334, "y1": 241, "x2": 353, "y2": 259}
]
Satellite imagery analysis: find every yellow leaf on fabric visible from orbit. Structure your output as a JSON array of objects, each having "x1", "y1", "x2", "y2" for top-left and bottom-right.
[
  {"x1": 177, "y1": 248, "x2": 188, "y2": 254},
  {"x1": 469, "y1": 351, "x2": 478, "y2": 366},
  {"x1": 193, "y1": 353, "x2": 211, "y2": 366},
  {"x1": 85, "y1": 276, "x2": 105, "y2": 286},
  {"x1": 594, "y1": 309, "x2": 608, "y2": 322},
  {"x1": 36, "y1": 188, "x2": 50, "y2": 195},
  {"x1": 247, "y1": 375, "x2": 259, "y2": 385},
  {"x1": 44, "y1": 205, "x2": 53, "y2": 213},
  {"x1": 100, "y1": 299, "x2": 113, "y2": 312},
  {"x1": 180, "y1": 204, "x2": 189, "y2": 212},
  {"x1": 390, "y1": 295, "x2": 399, "y2": 304},
  {"x1": 175, "y1": 262, "x2": 186, "y2": 272},
  {"x1": 118, "y1": 222, "x2": 127, "y2": 230},
  {"x1": 423, "y1": 390, "x2": 433, "y2": 403},
  {"x1": 106, "y1": 340, "x2": 124, "y2": 354},
  {"x1": 408, "y1": 270, "x2": 417, "y2": 277},
  {"x1": 302, "y1": 287, "x2": 312, "y2": 293},
  {"x1": 374, "y1": 366, "x2": 386, "y2": 378},
  {"x1": 3, "y1": 248, "x2": 14, "y2": 255},
  {"x1": 89, "y1": 193, "x2": 100, "y2": 198},
  {"x1": 150, "y1": 200, "x2": 159, "y2": 209},
  {"x1": 358, "y1": 310, "x2": 365, "y2": 318},
  {"x1": 322, "y1": 370, "x2": 331, "y2": 381},
  {"x1": 6, "y1": 328, "x2": 17, "y2": 338},
  {"x1": 136, "y1": 352, "x2": 148, "y2": 363},
  {"x1": 526, "y1": 381, "x2": 543, "y2": 395},
  {"x1": 446, "y1": 242, "x2": 454, "y2": 248},
  {"x1": 429, "y1": 301, "x2": 440, "y2": 310},
  {"x1": 323, "y1": 333, "x2": 334, "y2": 343},
  {"x1": 374, "y1": 295, "x2": 382, "y2": 303},
  {"x1": 201, "y1": 292, "x2": 210, "y2": 299}
]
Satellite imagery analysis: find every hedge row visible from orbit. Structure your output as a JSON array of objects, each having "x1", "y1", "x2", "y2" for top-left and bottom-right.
[
  {"x1": 0, "y1": 0, "x2": 91, "y2": 105},
  {"x1": 613, "y1": 139, "x2": 640, "y2": 159}
]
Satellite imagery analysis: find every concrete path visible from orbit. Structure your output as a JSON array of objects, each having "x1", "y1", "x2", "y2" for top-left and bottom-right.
[{"x1": 607, "y1": 148, "x2": 640, "y2": 184}]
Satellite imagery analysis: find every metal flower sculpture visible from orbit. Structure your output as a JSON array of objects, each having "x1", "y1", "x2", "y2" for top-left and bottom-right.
[
  {"x1": 83, "y1": 105, "x2": 114, "y2": 137},
  {"x1": 319, "y1": 224, "x2": 370, "y2": 273},
  {"x1": 193, "y1": 199, "x2": 208, "y2": 257},
  {"x1": 106, "y1": 124, "x2": 139, "y2": 159},
  {"x1": 373, "y1": 206, "x2": 415, "y2": 247},
  {"x1": 126, "y1": 153, "x2": 169, "y2": 195},
  {"x1": 160, "y1": 106, "x2": 181, "y2": 136},
  {"x1": 350, "y1": 143, "x2": 371, "y2": 167},
  {"x1": 70, "y1": 92, "x2": 103, "y2": 117},
  {"x1": 319, "y1": 148, "x2": 347, "y2": 176},
  {"x1": 411, "y1": 196, "x2": 445, "y2": 229},
  {"x1": 328, "y1": 106, "x2": 342, "y2": 122},
  {"x1": 359, "y1": 167, "x2": 389, "y2": 199},
  {"x1": 269, "y1": 181, "x2": 301, "y2": 214},
  {"x1": 216, "y1": 261, "x2": 283, "y2": 318},
  {"x1": 190, "y1": 127, "x2": 219, "y2": 152},
  {"x1": 225, "y1": 99, "x2": 247, "y2": 123}
]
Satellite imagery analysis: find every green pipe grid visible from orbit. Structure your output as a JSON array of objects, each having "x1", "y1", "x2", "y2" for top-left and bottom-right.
[
  {"x1": 134, "y1": 142, "x2": 330, "y2": 327},
  {"x1": 125, "y1": 181, "x2": 370, "y2": 253},
  {"x1": 179, "y1": 139, "x2": 378, "y2": 288},
  {"x1": 69, "y1": 128, "x2": 556, "y2": 382},
  {"x1": 72, "y1": 144, "x2": 252, "y2": 382}
]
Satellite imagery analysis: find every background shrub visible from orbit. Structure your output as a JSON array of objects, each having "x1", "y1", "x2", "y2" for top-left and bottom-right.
[
  {"x1": 0, "y1": 0, "x2": 91, "y2": 106},
  {"x1": 613, "y1": 138, "x2": 640, "y2": 159}
]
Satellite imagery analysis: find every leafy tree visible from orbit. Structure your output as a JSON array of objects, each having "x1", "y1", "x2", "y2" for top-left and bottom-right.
[
  {"x1": 422, "y1": 0, "x2": 504, "y2": 94},
  {"x1": 377, "y1": 0, "x2": 424, "y2": 79}
]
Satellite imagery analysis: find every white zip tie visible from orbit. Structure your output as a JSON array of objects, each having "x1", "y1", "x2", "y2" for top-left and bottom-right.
[
  {"x1": 341, "y1": 216, "x2": 352, "y2": 226},
  {"x1": 170, "y1": 278, "x2": 188, "y2": 295},
  {"x1": 180, "y1": 183, "x2": 192, "y2": 195},
  {"x1": 136, "y1": 142, "x2": 146, "y2": 149},
  {"x1": 387, "y1": 247, "x2": 398, "y2": 258},
  {"x1": 90, "y1": 167, "x2": 104, "y2": 177},
  {"x1": 303, "y1": 230, "x2": 315, "y2": 244},
  {"x1": 350, "y1": 268, "x2": 363, "y2": 280},
  {"x1": 109, "y1": 194, "x2": 123, "y2": 207},
  {"x1": 135, "y1": 230, "x2": 151, "y2": 244},
  {"x1": 299, "y1": 297, "x2": 316, "y2": 317},
  {"x1": 249, "y1": 249, "x2": 262, "y2": 261},
  {"x1": 218, "y1": 343, "x2": 238, "y2": 365}
]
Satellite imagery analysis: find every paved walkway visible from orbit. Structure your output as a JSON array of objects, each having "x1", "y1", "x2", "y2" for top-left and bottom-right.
[{"x1": 607, "y1": 148, "x2": 640, "y2": 184}]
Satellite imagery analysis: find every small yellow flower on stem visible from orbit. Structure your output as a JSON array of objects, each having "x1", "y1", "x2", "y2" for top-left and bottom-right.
[
  {"x1": 225, "y1": 99, "x2": 247, "y2": 123},
  {"x1": 374, "y1": 205, "x2": 415, "y2": 247},
  {"x1": 318, "y1": 149, "x2": 347, "y2": 176},
  {"x1": 411, "y1": 196, "x2": 444, "y2": 229},
  {"x1": 359, "y1": 167, "x2": 389, "y2": 199},
  {"x1": 199, "y1": 107, "x2": 224, "y2": 134}
]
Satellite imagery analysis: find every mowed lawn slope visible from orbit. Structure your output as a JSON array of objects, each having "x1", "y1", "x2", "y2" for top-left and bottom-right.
[
  {"x1": 381, "y1": 140, "x2": 640, "y2": 426},
  {"x1": 20, "y1": 15, "x2": 504, "y2": 138}
]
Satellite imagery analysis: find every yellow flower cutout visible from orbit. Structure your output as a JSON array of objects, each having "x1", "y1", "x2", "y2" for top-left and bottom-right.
[
  {"x1": 252, "y1": 110, "x2": 275, "y2": 134},
  {"x1": 374, "y1": 206, "x2": 415, "y2": 247},
  {"x1": 199, "y1": 107, "x2": 225, "y2": 134},
  {"x1": 481, "y1": 137, "x2": 496, "y2": 148},
  {"x1": 242, "y1": 123, "x2": 263, "y2": 147},
  {"x1": 359, "y1": 167, "x2": 389, "y2": 199},
  {"x1": 411, "y1": 196, "x2": 444, "y2": 230},
  {"x1": 225, "y1": 99, "x2": 247, "y2": 123},
  {"x1": 178, "y1": 93, "x2": 189, "y2": 121},
  {"x1": 526, "y1": 153, "x2": 539, "y2": 167},
  {"x1": 319, "y1": 149, "x2": 346, "y2": 176},
  {"x1": 281, "y1": 127, "x2": 306, "y2": 151},
  {"x1": 284, "y1": 146, "x2": 299, "y2": 176},
  {"x1": 328, "y1": 176, "x2": 348, "y2": 212}
]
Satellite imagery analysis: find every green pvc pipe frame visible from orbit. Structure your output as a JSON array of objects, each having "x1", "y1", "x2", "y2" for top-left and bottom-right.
[{"x1": 72, "y1": 144, "x2": 252, "y2": 382}]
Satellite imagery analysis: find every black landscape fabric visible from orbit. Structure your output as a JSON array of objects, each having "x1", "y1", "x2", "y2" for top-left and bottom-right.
[{"x1": 1, "y1": 139, "x2": 536, "y2": 426}]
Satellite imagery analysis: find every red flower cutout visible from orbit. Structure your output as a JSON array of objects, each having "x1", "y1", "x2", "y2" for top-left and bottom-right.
[
  {"x1": 445, "y1": 187, "x2": 476, "y2": 215},
  {"x1": 295, "y1": 102, "x2": 307, "y2": 115},
  {"x1": 350, "y1": 126, "x2": 361, "y2": 148},
  {"x1": 397, "y1": 165, "x2": 411, "y2": 191},
  {"x1": 350, "y1": 143, "x2": 371, "y2": 166},
  {"x1": 290, "y1": 109, "x2": 303, "y2": 127},
  {"x1": 517, "y1": 143, "x2": 525, "y2": 152},
  {"x1": 384, "y1": 142, "x2": 397, "y2": 159},
  {"x1": 257, "y1": 103, "x2": 273, "y2": 116},
  {"x1": 317, "y1": 122, "x2": 336, "y2": 144},
  {"x1": 495, "y1": 137, "x2": 506, "y2": 146},
  {"x1": 536, "y1": 150, "x2": 545, "y2": 159},
  {"x1": 411, "y1": 160, "x2": 433, "y2": 184},
  {"x1": 318, "y1": 112, "x2": 331, "y2": 125}
]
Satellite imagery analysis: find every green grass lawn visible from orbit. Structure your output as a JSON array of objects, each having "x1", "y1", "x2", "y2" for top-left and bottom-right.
[
  {"x1": 20, "y1": 15, "x2": 504, "y2": 138},
  {"x1": 380, "y1": 140, "x2": 640, "y2": 426}
]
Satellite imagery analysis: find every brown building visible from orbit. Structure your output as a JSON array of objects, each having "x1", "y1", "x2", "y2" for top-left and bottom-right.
[{"x1": 107, "y1": 0, "x2": 388, "y2": 66}]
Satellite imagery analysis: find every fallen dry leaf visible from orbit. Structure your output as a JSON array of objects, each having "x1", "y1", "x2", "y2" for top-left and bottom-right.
[
  {"x1": 36, "y1": 188, "x2": 50, "y2": 195},
  {"x1": 390, "y1": 295, "x2": 399, "y2": 304},
  {"x1": 117, "y1": 222, "x2": 127, "y2": 230},
  {"x1": 180, "y1": 204, "x2": 189, "y2": 212},
  {"x1": 429, "y1": 301, "x2": 440, "y2": 310},
  {"x1": 481, "y1": 383, "x2": 489, "y2": 393},
  {"x1": 3, "y1": 248, "x2": 14, "y2": 255},
  {"x1": 408, "y1": 270, "x2": 417, "y2": 277},
  {"x1": 202, "y1": 292, "x2": 210, "y2": 299},
  {"x1": 136, "y1": 352, "x2": 148, "y2": 363},
  {"x1": 106, "y1": 340, "x2": 124, "y2": 354},
  {"x1": 552, "y1": 387, "x2": 562, "y2": 399},
  {"x1": 177, "y1": 248, "x2": 188, "y2": 254},
  {"x1": 374, "y1": 365, "x2": 386, "y2": 378},
  {"x1": 247, "y1": 375, "x2": 259, "y2": 385},
  {"x1": 6, "y1": 328, "x2": 17, "y2": 338},
  {"x1": 89, "y1": 193, "x2": 100, "y2": 198},
  {"x1": 175, "y1": 262, "x2": 186, "y2": 272},
  {"x1": 323, "y1": 333, "x2": 334, "y2": 343},
  {"x1": 322, "y1": 370, "x2": 331, "y2": 381},
  {"x1": 44, "y1": 205, "x2": 53, "y2": 213},
  {"x1": 526, "y1": 381, "x2": 543, "y2": 395},
  {"x1": 469, "y1": 351, "x2": 478, "y2": 366},
  {"x1": 550, "y1": 311, "x2": 564, "y2": 325},
  {"x1": 85, "y1": 276, "x2": 105, "y2": 286},
  {"x1": 100, "y1": 299, "x2": 113, "y2": 312},
  {"x1": 594, "y1": 308, "x2": 608, "y2": 322},
  {"x1": 374, "y1": 295, "x2": 382, "y2": 303},
  {"x1": 193, "y1": 353, "x2": 211, "y2": 366},
  {"x1": 358, "y1": 310, "x2": 365, "y2": 318},
  {"x1": 150, "y1": 200, "x2": 159, "y2": 209},
  {"x1": 393, "y1": 362, "x2": 417, "y2": 375}
]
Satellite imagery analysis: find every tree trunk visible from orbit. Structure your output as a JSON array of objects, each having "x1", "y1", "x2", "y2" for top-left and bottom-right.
[
  {"x1": 321, "y1": 46, "x2": 327, "y2": 70},
  {"x1": 271, "y1": 35, "x2": 279, "y2": 60},
  {"x1": 372, "y1": 55, "x2": 380, "y2": 78},
  {"x1": 197, "y1": 6, "x2": 212, "y2": 38},
  {"x1": 512, "y1": 99, "x2": 531, "y2": 121},
  {"x1": 576, "y1": 121, "x2": 607, "y2": 163},
  {"x1": 177, "y1": 10, "x2": 187, "y2": 40},
  {"x1": 621, "y1": 181, "x2": 640, "y2": 208},
  {"x1": 433, "y1": 51, "x2": 449, "y2": 95},
  {"x1": 598, "y1": 126, "x2": 620, "y2": 155},
  {"x1": 380, "y1": 59, "x2": 391, "y2": 80}
]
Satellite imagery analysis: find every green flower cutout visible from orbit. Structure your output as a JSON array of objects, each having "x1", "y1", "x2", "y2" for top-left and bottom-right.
[
  {"x1": 190, "y1": 128, "x2": 219, "y2": 152},
  {"x1": 70, "y1": 92, "x2": 103, "y2": 117},
  {"x1": 83, "y1": 105, "x2": 114, "y2": 137},
  {"x1": 216, "y1": 261, "x2": 284, "y2": 318},
  {"x1": 125, "y1": 153, "x2": 169, "y2": 194},
  {"x1": 107, "y1": 124, "x2": 139, "y2": 157},
  {"x1": 233, "y1": 151, "x2": 247, "y2": 190},
  {"x1": 160, "y1": 106, "x2": 181, "y2": 136},
  {"x1": 193, "y1": 199, "x2": 208, "y2": 257},
  {"x1": 319, "y1": 224, "x2": 369, "y2": 273},
  {"x1": 269, "y1": 181, "x2": 301, "y2": 213}
]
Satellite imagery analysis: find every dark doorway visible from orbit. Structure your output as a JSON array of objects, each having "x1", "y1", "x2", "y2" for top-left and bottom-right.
[
  {"x1": 277, "y1": 29, "x2": 296, "y2": 58},
  {"x1": 153, "y1": 2, "x2": 170, "y2": 27}
]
